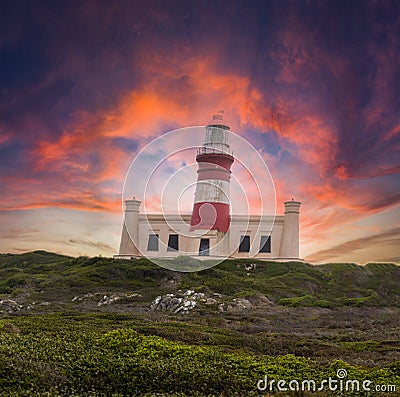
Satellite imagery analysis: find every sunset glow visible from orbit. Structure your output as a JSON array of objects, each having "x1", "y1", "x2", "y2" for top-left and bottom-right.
[{"x1": 0, "y1": 1, "x2": 399, "y2": 263}]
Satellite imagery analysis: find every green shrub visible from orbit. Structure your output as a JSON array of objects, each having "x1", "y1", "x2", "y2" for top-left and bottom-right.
[
  {"x1": 278, "y1": 295, "x2": 332, "y2": 308},
  {"x1": 0, "y1": 325, "x2": 398, "y2": 396}
]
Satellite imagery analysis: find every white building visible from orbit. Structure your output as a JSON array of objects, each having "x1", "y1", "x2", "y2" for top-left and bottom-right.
[{"x1": 116, "y1": 114, "x2": 301, "y2": 261}]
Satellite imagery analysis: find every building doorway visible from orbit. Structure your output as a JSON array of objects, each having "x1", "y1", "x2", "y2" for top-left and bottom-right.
[{"x1": 199, "y1": 238, "x2": 210, "y2": 256}]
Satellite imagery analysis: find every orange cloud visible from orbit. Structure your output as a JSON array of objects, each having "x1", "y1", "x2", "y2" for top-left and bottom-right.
[
  {"x1": 384, "y1": 124, "x2": 400, "y2": 141},
  {"x1": 0, "y1": 175, "x2": 121, "y2": 213},
  {"x1": 23, "y1": 53, "x2": 268, "y2": 215}
]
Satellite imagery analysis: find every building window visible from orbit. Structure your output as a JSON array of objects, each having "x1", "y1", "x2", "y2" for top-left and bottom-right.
[
  {"x1": 199, "y1": 238, "x2": 210, "y2": 256},
  {"x1": 167, "y1": 234, "x2": 179, "y2": 251},
  {"x1": 259, "y1": 235, "x2": 271, "y2": 253},
  {"x1": 238, "y1": 235, "x2": 250, "y2": 252},
  {"x1": 147, "y1": 234, "x2": 159, "y2": 251}
]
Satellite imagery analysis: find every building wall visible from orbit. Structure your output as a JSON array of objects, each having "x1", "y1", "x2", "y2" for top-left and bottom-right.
[
  {"x1": 118, "y1": 213, "x2": 290, "y2": 259},
  {"x1": 228, "y1": 215, "x2": 283, "y2": 258}
]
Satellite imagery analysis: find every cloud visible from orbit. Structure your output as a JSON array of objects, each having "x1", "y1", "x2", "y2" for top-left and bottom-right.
[
  {"x1": 0, "y1": 132, "x2": 11, "y2": 147},
  {"x1": 0, "y1": 227, "x2": 39, "y2": 239},
  {"x1": 377, "y1": 255, "x2": 400, "y2": 263},
  {"x1": 68, "y1": 238, "x2": 115, "y2": 254},
  {"x1": 4, "y1": 53, "x2": 263, "y2": 214},
  {"x1": 306, "y1": 227, "x2": 400, "y2": 263}
]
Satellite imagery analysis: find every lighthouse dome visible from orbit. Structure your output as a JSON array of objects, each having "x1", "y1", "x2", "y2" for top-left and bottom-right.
[{"x1": 207, "y1": 112, "x2": 230, "y2": 130}]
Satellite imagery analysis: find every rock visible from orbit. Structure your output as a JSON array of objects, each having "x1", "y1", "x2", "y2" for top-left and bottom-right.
[
  {"x1": 26, "y1": 301, "x2": 50, "y2": 310},
  {"x1": 0, "y1": 299, "x2": 22, "y2": 314},
  {"x1": 248, "y1": 294, "x2": 275, "y2": 306},
  {"x1": 215, "y1": 298, "x2": 253, "y2": 313},
  {"x1": 205, "y1": 298, "x2": 217, "y2": 305},
  {"x1": 150, "y1": 296, "x2": 162, "y2": 310},
  {"x1": 232, "y1": 298, "x2": 252, "y2": 311},
  {"x1": 71, "y1": 292, "x2": 102, "y2": 302},
  {"x1": 245, "y1": 263, "x2": 257, "y2": 271}
]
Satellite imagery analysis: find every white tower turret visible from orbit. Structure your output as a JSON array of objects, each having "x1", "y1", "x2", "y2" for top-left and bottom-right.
[
  {"x1": 118, "y1": 197, "x2": 141, "y2": 256},
  {"x1": 279, "y1": 199, "x2": 301, "y2": 259}
]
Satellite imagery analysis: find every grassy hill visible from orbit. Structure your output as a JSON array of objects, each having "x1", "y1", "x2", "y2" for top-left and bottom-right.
[
  {"x1": 0, "y1": 251, "x2": 399, "y2": 396},
  {"x1": 0, "y1": 251, "x2": 399, "y2": 307}
]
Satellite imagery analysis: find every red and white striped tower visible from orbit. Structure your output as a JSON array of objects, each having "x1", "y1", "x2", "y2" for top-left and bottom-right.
[{"x1": 190, "y1": 112, "x2": 234, "y2": 233}]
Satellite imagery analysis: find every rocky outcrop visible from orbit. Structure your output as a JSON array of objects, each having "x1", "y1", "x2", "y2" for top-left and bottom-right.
[
  {"x1": 150, "y1": 290, "x2": 274, "y2": 314},
  {"x1": 1, "y1": 288, "x2": 273, "y2": 316},
  {"x1": 217, "y1": 294, "x2": 275, "y2": 312},
  {"x1": 26, "y1": 301, "x2": 50, "y2": 310},
  {"x1": 0, "y1": 299, "x2": 50, "y2": 315},
  {"x1": 217, "y1": 298, "x2": 252, "y2": 313},
  {"x1": 71, "y1": 292, "x2": 142, "y2": 306},
  {"x1": 97, "y1": 293, "x2": 141, "y2": 306},
  {"x1": 150, "y1": 290, "x2": 206, "y2": 314},
  {"x1": 0, "y1": 299, "x2": 22, "y2": 314},
  {"x1": 71, "y1": 292, "x2": 101, "y2": 302}
]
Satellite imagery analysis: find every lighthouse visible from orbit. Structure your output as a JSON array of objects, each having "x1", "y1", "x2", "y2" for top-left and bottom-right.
[
  {"x1": 116, "y1": 111, "x2": 301, "y2": 263},
  {"x1": 190, "y1": 112, "x2": 234, "y2": 233}
]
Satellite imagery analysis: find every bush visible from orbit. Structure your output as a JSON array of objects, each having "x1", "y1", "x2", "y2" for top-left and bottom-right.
[{"x1": 0, "y1": 321, "x2": 398, "y2": 396}]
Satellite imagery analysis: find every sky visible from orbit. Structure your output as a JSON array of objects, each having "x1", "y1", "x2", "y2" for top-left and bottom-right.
[{"x1": 0, "y1": 0, "x2": 399, "y2": 263}]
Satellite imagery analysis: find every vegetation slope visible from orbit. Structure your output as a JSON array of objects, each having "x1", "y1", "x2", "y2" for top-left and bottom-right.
[{"x1": 0, "y1": 251, "x2": 399, "y2": 396}]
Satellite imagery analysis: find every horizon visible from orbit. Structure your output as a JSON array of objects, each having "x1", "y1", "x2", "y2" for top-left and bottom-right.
[
  {"x1": 2, "y1": 249, "x2": 400, "y2": 267},
  {"x1": 0, "y1": 1, "x2": 399, "y2": 264}
]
